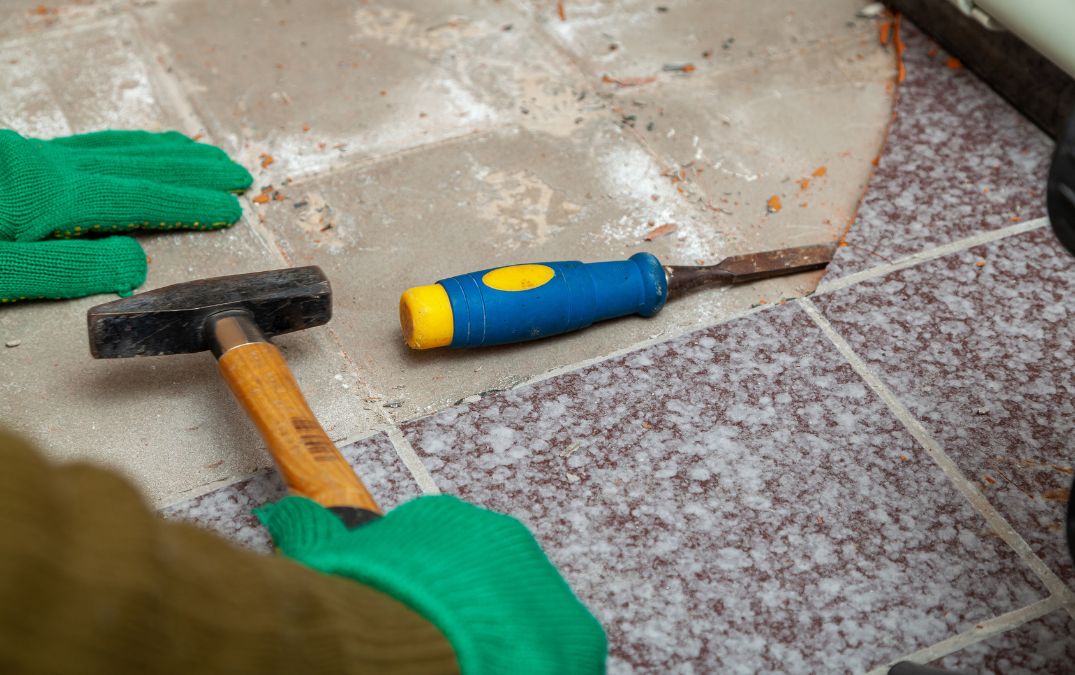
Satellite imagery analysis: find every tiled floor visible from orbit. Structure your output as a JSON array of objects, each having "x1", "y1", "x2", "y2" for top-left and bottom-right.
[
  {"x1": 1, "y1": 0, "x2": 891, "y2": 505},
  {"x1": 3, "y1": 1, "x2": 1074, "y2": 672}
]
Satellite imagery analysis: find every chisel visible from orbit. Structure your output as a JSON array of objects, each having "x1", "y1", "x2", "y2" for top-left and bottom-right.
[{"x1": 399, "y1": 244, "x2": 833, "y2": 349}]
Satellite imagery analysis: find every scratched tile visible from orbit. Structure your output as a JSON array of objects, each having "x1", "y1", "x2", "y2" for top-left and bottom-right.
[
  {"x1": 815, "y1": 226, "x2": 1075, "y2": 584},
  {"x1": 622, "y1": 33, "x2": 893, "y2": 254},
  {"x1": 826, "y1": 21, "x2": 1052, "y2": 278},
  {"x1": 139, "y1": 0, "x2": 592, "y2": 181},
  {"x1": 529, "y1": 0, "x2": 871, "y2": 76},
  {"x1": 931, "y1": 609, "x2": 1075, "y2": 674},
  {"x1": 401, "y1": 302, "x2": 1045, "y2": 672},
  {"x1": 160, "y1": 432, "x2": 420, "y2": 552}
]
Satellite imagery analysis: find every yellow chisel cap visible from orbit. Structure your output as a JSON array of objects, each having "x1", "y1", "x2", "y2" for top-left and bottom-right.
[{"x1": 399, "y1": 284, "x2": 454, "y2": 349}]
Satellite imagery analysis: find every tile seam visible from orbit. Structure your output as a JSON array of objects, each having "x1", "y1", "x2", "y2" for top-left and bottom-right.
[
  {"x1": 800, "y1": 297, "x2": 1073, "y2": 602},
  {"x1": 817, "y1": 217, "x2": 1049, "y2": 295},
  {"x1": 862, "y1": 595, "x2": 1064, "y2": 675},
  {"x1": 383, "y1": 425, "x2": 441, "y2": 495},
  {"x1": 282, "y1": 126, "x2": 509, "y2": 189}
]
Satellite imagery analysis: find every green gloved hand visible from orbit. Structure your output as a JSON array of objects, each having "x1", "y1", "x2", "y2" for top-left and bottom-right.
[
  {"x1": 256, "y1": 495, "x2": 607, "y2": 675},
  {"x1": 0, "y1": 129, "x2": 253, "y2": 303}
]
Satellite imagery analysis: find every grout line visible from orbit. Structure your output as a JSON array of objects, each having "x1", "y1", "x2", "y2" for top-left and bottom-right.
[
  {"x1": 282, "y1": 125, "x2": 508, "y2": 189},
  {"x1": 384, "y1": 425, "x2": 441, "y2": 495},
  {"x1": 817, "y1": 217, "x2": 1048, "y2": 294},
  {"x1": 801, "y1": 297, "x2": 1074, "y2": 603},
  {"x1": 862, "y1": 596, "x2": 1064, "y2": 675}
]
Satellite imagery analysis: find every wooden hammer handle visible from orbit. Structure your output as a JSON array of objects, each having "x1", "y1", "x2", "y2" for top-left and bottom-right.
[{"x1": 216, "y1": 342, "x2": 380, "y2": 513}]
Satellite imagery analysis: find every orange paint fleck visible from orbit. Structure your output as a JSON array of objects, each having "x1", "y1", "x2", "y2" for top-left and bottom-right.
[
  {"x1": 601, "y1": 74, "x2": 656, "y2": 87},
  {"x1": 975, "y1": 260, "x2": 986, "y2": 268},
  {"x1": 838, "y1": 240, "x2": 849, "y2": 248},
  {"x1": 799, "y1": 179, "x2": 810, "y2": 190},
  {"x1": 982, "y1": 475, "x2": 996, "y2": 485},
  {"x1": 945, "y1": 57, "x2": 962, "y2": 69},
  {"x1": 557, "y1": 0, "x2": 565, "y2": 21},
  {"x1": 273, "y1": 193, "x2": 286, "y2": 201},
  {"x1": 894, "y1": 15, "x2": 906, "y2": 83},
  {"x1": 899, "y1": 455, "x2": 909, "y2": 462},
  {"x1": 681, "y1": 63, "x2": 696, "y2": 73},
  {"x1": 259, "y1": 153, "x2": 274, "y2": 169},
  {"x1": 871, "y1": 155, "x2": 880, "y2": 167},
  {"x1": 767, "y1": 195, "x2": 782, "y2": 213},
  {"x1": 30, "y1": 5, "x2": 50, "y2": 15},
  {"x1": 1010, "y1": 216, "x2": 1022, "y2": 223},
  {"x1": 812, "y1": 166, "x2": 827, "y2": 178},
  {"x1": 302, "y1": 124, "x2": 311, "y2": 132},
  {"x1": 643, "y1": 222, "x2": 678, "y2": 241},
  {"x1": 927, "y1": 46, "x2": 939, "y2": 58},
  {"x1": 379, "y1": 90, "x2": 387, "y2": 96},
  {"x1": 252, "y1": 194, "x2": 270, "y2": 204},
  {"x1": 879, "y1": 20, "x2": 892, "y2": 46},
  {"x1": 191, "y1": 133, "x2": 203, "y2": 141}
]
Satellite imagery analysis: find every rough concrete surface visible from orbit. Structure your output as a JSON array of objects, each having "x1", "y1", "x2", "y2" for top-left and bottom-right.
[{"x1": 0, "y1": 0, "x2": 893, "y2": 503}]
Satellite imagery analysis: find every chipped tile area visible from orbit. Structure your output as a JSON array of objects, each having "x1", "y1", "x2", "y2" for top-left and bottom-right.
[
  {"x1": 529, "y1": 0, "x2": 871, "y2": 76},
  {"x1": 139, "y1": 0, "x2": 593, "y2": 181},
  {"x1": 815, "y1": 227, "x2": 1075, "y2": 583},
  {"x1": 607, "y1": 34, "x2": 894, "y2": 256},
  {"x1": 932, "y1": 610, "x2": 1075, "y2": 674},
  {"x1": 160, "y1": 433, "x2": 420, "y2": 552},
  {"x1": 0, "y1": 17, "x2": 173, "y2": 135},
  {"x1": 827, "y1": 20, "x2": 1053, "y2": 278},
  {"x1": 402, "y1": 303, "x2": 1046, "y2": 672}
]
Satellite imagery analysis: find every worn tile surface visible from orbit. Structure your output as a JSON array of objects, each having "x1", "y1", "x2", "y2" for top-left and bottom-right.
[
  {"x1": 815, "y1": 227, "x2": 1075, "y2": 584},
  {"x1": 402, "y1": 302, "x2": 1045, "y2": 672},
  {"x1": 827, "y1": 21, "x2": 1053, "y2": 278},
  {"x1": 621, "y1": 34, "x2": 893, "y2": 254},
  {"x1": 160, "y1": 432, "x2": 419, "y2": 552},
  {"x1": 932, "y1": 609, "x2": 1075, "y2": 675},
  {"x1": 139, "y1": 0, "x2": 590, "y2": 182},
  {"x1": 530, "y1": 0, "x2": 870, "y2": 76},
  {"x1": 259, "y1": 120, "x2": 827, "y2": 420}
]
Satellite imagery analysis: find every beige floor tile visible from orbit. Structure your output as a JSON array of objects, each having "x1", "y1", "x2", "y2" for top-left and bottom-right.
[
  {"x1": 624, "y1": 34, "x2": 895, "y2": 251},
  {"x1": 529, "y1": 0, "x2": 874, "y2": 77},
  {"x1": 138, "y1": 0, "x2": 595, "y2": 182}
]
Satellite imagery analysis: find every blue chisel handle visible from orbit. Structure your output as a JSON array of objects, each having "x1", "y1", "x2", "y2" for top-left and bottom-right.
[{"x1": 399, "y1": 252, "x2": 668, "y2": 349}]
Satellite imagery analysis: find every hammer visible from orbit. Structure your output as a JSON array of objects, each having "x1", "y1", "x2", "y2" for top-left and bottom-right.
[{"x1": 87, "y1": 266, "x2": 380, "y2": 527}]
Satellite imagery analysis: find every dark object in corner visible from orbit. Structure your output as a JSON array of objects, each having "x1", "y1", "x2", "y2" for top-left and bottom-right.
[
  {"x1": 1047, "y1": 111, "x2": 1075, "y2": 568},
  {"x1": 886, "y1": 0, "x2": 1075, "y2": 138}
]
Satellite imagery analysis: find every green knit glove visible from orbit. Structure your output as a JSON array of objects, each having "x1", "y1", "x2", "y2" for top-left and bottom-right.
[
  {"x1": 0, "y1": 129, "x2": 253, "y2": 303},
  {"x1": 256, "y1": 495, "x2": 607, "y2": 675}
]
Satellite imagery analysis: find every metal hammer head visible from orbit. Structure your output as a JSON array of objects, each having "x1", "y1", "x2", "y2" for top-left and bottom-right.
[{"x1": 88, "y1": 266, "x2": 331, "y2": 358}]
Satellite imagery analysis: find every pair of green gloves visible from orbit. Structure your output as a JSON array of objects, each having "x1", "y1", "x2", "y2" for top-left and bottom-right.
[{"x1": 0, "y1": 129, "x2": 607, "y2": 672}]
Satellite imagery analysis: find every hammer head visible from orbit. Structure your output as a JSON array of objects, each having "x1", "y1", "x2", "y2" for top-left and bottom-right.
[{"x1": 88, "y1": 266, "x2": 332, "y2": 358}]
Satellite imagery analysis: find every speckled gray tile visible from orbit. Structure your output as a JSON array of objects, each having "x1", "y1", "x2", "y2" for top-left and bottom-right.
[
  {"x1": 827, "y1": 20, "x2": 1052, "y2": 279},
  {"x1": 401, "y1": 302, "x2": 1045, "y2": 672},
  {"x1": 160, "y1": 433, "x2": 419, "y2": 553},
  {"x1": 931, "y1": 609, "x2": 1075, "y2": 675},
  {"x1": 815, "y1": 226, "x2": 1075, "y2": 585}
]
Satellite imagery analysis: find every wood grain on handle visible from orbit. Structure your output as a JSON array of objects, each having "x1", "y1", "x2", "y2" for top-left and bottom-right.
[{"x1": 216, "y1": 342, "x2": 380, "y2": 513}]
